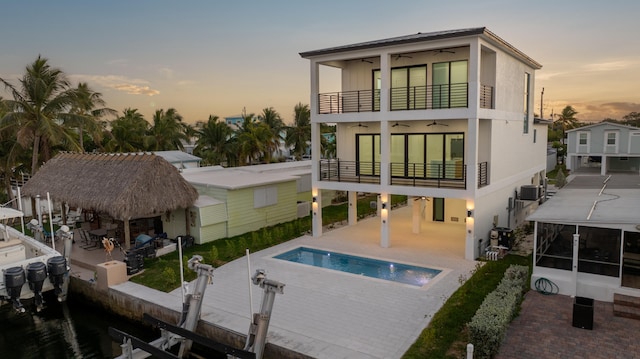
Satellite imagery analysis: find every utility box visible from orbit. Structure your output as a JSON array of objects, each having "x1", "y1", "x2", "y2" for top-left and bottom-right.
[
  {"x1": 96, "y1": 260, "x2": 127, "y2": 291},
  {"x1": 572, "y1": 296, "x2": 594, "y2": 330}
]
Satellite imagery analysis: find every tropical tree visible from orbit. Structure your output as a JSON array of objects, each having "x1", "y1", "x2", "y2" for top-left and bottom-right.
[
  {"x1": 105, "y1": 108, "x2": 149, "y2": 152},
  {"x1": 67, "y1": 82, "x2": 117, "y2": 152},
  {"x1": 285, "y1": 103, "x2": 311, "y2": 160},
  {"x1": 0, "y1": 56, "x2": 82, "y2": 175},
  {"x1": 147, "y1": 108, "x2": 189, "y2": 151},
  {"x1": 193, "y1": 115, "x2": 234, "y2": 166},
  {"x1": 235, "y1": 113, "x2": 265, "y2": 165},
  {"x1": 257, "y1": 107, "x2": 284, "y2": 163},
  {"x1": 554, "y1": 105, "x2": 579, "y2": 144},
  {"x1": 622, "y1": 112, "x2": 640, "y2": 127}
]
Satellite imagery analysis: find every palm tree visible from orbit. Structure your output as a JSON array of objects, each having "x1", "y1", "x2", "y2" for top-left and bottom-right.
[
  {"x1": 147, "y1": 108, "x2": 189, "y2": 151},
  {"x1": 554, "y1": 106, "x2": 579, "y2": 144},
  {"x1": 0, "y1": 56, "x2": 81, "y2": 175},
  {"x1": 257, "y1": 107, "x2": 284, "y2": 162},
  {"x1": 193, "y1": 115, "x2": 234, "y2": 166},
  {"x1": 285, "y1": 103, "x2": 311, "y2": 160},
  {"x1": 105, "y1": 108, "x2": 149, "y2": 152},
  {"x1": 235, "y1": 113, "x2": 265, "y2": 165},
  {"x1": 68, "y1": 82, "x2": 117, "y2": 152}
]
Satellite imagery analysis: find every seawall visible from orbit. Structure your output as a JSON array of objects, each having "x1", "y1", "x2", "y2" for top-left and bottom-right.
[{"x1": 69, "y1": 276, "x2": 313, "y2": 359}]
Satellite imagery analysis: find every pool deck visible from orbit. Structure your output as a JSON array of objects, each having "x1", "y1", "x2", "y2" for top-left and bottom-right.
[{"x1": 108, "y1": 206, "x2": 477, "y2": 358}]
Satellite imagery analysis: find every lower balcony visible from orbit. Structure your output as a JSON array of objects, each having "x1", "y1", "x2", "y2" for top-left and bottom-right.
[{"x1": 319, "y1": 160, "x2": 489, "y2": 189}]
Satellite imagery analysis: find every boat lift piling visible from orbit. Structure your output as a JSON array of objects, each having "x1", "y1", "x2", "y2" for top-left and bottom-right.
[{"x1": 111, "y1": 258, "x2": 285, "y2": 359}]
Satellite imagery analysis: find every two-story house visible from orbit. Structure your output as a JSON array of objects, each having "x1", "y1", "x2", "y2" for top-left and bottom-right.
[
  {"x1": 566, "y1": 122, "x2": 640, "y2": 175},
  {"x1": 300, "y1": 27, "x2": 548, "y2": 260}
]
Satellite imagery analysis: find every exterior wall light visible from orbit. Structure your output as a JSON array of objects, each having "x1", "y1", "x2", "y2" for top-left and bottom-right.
[
  {"x1": 312, "y1": 196, "x2": 317, "y2": 203},
  {"x1": 467, "y1": 209, "x2": 473, "y2": 218},
  {"x1": 382, "y1": 202, "x2": 387, "y2": 210}
]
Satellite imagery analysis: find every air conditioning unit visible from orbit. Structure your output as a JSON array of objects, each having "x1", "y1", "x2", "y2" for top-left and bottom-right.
[{"x1": 520, "y1": 185, "x2": 539, "y2": 201}]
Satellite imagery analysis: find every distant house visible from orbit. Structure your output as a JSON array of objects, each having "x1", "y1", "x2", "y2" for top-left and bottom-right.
[
  {"x1": 566, "y1": 122, "x2": 640, "y2": 175},
  {"x1": 154, "y1": 150, "x2": 201, "y2": 169},
  {"x1": 224, "y1": 115, "x2": 244, "y2": 129}
]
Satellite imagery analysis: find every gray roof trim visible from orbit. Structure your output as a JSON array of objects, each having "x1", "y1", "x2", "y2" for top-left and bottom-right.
[
  {"x1": 300, "y1": 27, "x2": 542, "y2": 69},
  {"x1": 565, "y1": 122, "x2": 640, "y2": 133}
]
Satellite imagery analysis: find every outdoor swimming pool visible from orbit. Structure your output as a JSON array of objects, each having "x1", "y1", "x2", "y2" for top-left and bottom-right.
[{"x1": 274, "y1": 247, "x2": 442, "y2": 287}]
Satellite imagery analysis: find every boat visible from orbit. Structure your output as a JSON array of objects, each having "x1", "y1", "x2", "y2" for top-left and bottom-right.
[{"x1": 0, "y1": 207, "x2": 72, "y2": 313}]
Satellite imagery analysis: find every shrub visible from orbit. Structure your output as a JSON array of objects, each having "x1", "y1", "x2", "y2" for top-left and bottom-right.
[
  {"x1": 468, "y1": 265, "x2": 529, "y2": 359},
  {"x1": 162, "y1": 267, "x2": 177, "y2": 287}
]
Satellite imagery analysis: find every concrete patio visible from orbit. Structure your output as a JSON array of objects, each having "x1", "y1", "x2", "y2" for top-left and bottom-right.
[{"x1": 76, "y1": 205, "x2": 478, "y2": 358}]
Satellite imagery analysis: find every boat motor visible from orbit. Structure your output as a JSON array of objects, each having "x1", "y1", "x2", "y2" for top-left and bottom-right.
[
  {"x1": 47, "y1": 256, "x2": 67, "y2": 301},
  {"x1": 4, "y1": 266, "x2": 26, "y2": 313},
  {"x1": 27, "y1": 262, "x2": 47, "y2": 311}
]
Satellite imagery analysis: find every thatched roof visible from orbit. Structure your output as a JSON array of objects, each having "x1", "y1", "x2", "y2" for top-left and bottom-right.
[{"x1": 21, "y1": 152, "x2": 199, "y2": 220}]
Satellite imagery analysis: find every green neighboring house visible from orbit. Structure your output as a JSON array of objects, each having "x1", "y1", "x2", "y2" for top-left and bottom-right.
[{"x1": 179, "y1": 162, "x2": 313, "y2": 243}]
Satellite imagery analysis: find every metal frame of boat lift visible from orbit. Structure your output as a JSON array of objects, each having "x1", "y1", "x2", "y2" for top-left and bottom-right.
[{"x1": 110, "y1": 255, "x2": 285, "y2": 359}]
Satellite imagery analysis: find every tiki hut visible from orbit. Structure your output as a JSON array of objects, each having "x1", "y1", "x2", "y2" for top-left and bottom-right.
[{"x1": 21, "y1": 152, "x2": 199, "y2": 248}]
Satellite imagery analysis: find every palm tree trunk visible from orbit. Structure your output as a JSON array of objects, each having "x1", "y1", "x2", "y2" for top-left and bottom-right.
[{"x1": 31, "y1": 133, "x2": 41, "y2": 175}]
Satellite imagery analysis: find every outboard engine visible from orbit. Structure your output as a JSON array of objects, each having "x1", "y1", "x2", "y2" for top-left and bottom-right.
[
  {"x1": 4, "y1": 266, "x2": 26, "y2": 313},
  {"x1": 47, "y1": 256, "x2": 67, "y2": 301},
  {"x1": 27, "y1": 262, "x2": 47, "y2": 311}
]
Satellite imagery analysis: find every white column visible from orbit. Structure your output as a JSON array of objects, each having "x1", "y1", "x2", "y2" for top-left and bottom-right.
[
  {"x1": 465, "y1": 200, "x2": 475, "y2": 260},
  {"x1": 348, "y1": 191, "x2": 357, "y2": 225},
  {"x1": 380, "y1": 192, "x2": 390, "y2": 248},
  {"x1": 412, "y1": 197, "x2": 421, "y2": 234},
  {"x1": 312, "y1": 189, "x2": 322, "y2": 237},
  {"x1": 600, "y1": 156, "x2": 607, "y2": 176}
]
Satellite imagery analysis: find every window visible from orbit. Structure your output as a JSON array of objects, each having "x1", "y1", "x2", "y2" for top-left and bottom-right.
[
  {"x1": 535, "y1": 223, "x2": 574, "y2": 271},
  {"x1": 383, "y1": 133, "x2": 465, "y2": 179},
  {"x1": 604, "y1": 131, "x2": 618, "y2": 153},
  {"x1": 579, "y1": 132, "x2": 588, "y2": 145},
  {"x1": 433, "y1": 60, "x2": 468, "y2": 108},
  {"x1": 523, "y1": 73, "x2": 530, "y2": 134},
  {"x1": 254, "y1": 186, "x2": 277, "y2": 208},
  {"x1": 390, "y1": 65, "x2": 427, "y2": 110},
  {"x1": 356, "y1": 134, "x2": 380, "y2": 175}
]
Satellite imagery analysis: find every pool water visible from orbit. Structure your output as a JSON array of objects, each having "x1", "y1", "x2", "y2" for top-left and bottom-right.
[{"x1": 274, "y1": 247, "x2": 441, "y2": 287}]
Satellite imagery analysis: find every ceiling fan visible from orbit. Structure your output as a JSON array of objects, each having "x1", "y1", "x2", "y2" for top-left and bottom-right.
[
  {"x1": 394, "y1": 54, "x2": 413, "y2": 60},
  {"x1": 349, "y1": 122, "x2": 369, "y2": 128},
  {"x1": 391, "y1": 122, "x2": 410, "y2": 128},
  {"x1": 426, "y1": 120, "x2": 448, "y2": 127},
  {"x1": 413, "y1": 196, "x2": 430, "y2": 201},
  {"x1": 433, "y1": 49, "x2": 455, "y2": 55}
]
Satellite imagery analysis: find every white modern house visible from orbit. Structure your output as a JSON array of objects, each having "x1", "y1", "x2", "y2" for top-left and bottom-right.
[
  {"x1": 566, "y1": 122, "x2": 640, "y2": 175},
  {"x1": 300, "y1": 27, "x2": 548, "y2": 260}
]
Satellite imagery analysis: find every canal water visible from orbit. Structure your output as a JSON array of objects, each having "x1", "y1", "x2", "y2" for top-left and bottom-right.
[{"x1": 0, "y1": 295, "x2": 157, "y2": 359}]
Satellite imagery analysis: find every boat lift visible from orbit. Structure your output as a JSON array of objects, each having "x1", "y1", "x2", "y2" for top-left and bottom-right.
[{"x1": 110, "y1": 255, "x2": 285, "y2": 359}]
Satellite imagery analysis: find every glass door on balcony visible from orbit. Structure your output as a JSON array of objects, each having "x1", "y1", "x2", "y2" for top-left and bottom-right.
[
  {"x1": 390, "y1": 66, "x2": 427, "y2": 110},
  {"x1": 426, "y1": 134, "x2": 444, "y2": 178},
  {"x1": 357, "y1": 134, "x2": 380, "y2": 176},
  {"x1": 433, "y1": 60, "x2": 468, "y2": 108}
]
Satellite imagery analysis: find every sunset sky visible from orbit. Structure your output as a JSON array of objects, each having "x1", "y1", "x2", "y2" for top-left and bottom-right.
[{"x1": 1, "y1": 1, "x2": 639, "y2": 124}]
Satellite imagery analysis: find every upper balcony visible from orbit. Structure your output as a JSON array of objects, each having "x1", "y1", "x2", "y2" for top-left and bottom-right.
[{"x1": 318, "y1": 83, "x2": 494, "y2": 114}]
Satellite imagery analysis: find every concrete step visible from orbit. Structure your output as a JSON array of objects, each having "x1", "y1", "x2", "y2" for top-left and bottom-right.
[
  {"x1": 614, "y1": 293, "x2": 640, "y2": 308},
  {"x1": 613, "y1": 303, "x2": 640, "y2": 320}
]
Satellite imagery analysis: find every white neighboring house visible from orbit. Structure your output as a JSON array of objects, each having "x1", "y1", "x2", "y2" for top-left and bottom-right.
[
  {"x1": 153, "y1": 150, "x2": 202, "y2": 169},
  {"x1": 565, "y1": 122, "x2": 640, "y2": 175},
  {"x1": 300, "y1": 27, "x2": 548, "y2": 260}
]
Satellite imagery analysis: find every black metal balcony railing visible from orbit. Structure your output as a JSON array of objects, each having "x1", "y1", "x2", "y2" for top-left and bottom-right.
[
  {"x1": 478, "y1": 161, "x2": 489, "y2": 187},
  {"x1": 390, "y1": 83, "x2": 468, "y2": 111},
  {"x1": 389, "y1": 162, "x2": 466, "y2": 189},
  {"x1": 480, "y1": 84, "x2": 494, "y2": 109},
  {"x1": 318, "y1": 82, "x2": 495, "y2": 114},
  {"x1": 319, "y1": 159, "x2": 381, "y2": 184},
  {"x1": 319, "y1": 159, "x2": 469, "y2": 189},
  {"x1": 318, "y1": 90, "x2": 380, "y2": 114}
]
